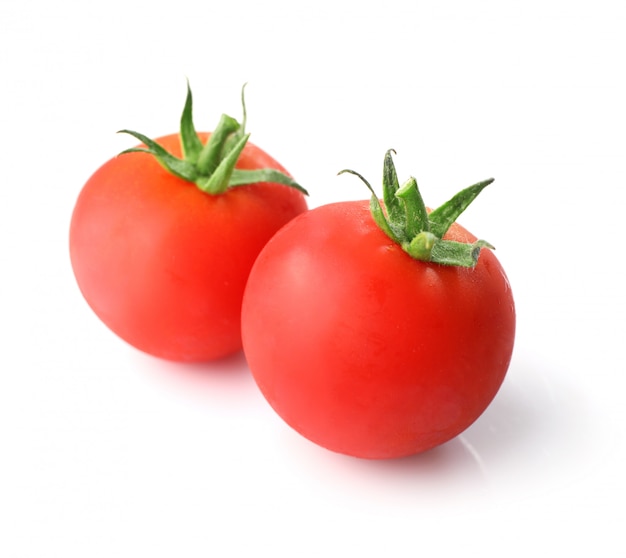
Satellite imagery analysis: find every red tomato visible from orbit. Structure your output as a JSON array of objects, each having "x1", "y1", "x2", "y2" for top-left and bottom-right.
[
  {"x1": 241, "y1": 200, "x2": 515, "y2": 459},
  {"x1": 70, "y1": 132, "x2": 307, "y2": 362}
]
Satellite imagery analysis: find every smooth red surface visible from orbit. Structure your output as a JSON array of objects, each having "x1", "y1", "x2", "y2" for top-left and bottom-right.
[
  {"x1": 242, "y1": 201, "x2": 516, "y2": 459},
  {"x1": 70, "y1": 133, "x2": 307, "y2": 362}
]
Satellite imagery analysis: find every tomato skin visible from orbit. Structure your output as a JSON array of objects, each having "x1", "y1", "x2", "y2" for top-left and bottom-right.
[
  {"x1": 241, "y1": 201, "x2": 515, "y2": 459},
  {"x1": 70, "y1": 133, "x2": 307, "y2": 362}
]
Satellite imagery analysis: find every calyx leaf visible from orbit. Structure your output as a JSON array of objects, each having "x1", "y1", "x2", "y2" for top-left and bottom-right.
[
  {"x1": 117, "y1": 81, "x2": 308, "y2": 196},
  {"x1": 339, "y1": 150, "x2": 495, "y2": 267}
]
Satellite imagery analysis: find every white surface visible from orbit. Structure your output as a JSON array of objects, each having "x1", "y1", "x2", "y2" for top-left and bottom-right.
[{"x1": 2, "y1": 0, "x2": 625, "y2": 556}]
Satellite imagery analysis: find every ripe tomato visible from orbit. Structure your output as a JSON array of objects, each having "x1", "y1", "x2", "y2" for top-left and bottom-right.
[
  {"x1": 241, "y1": 153, "x2": 515, "y2": 459},
  {"x1": 70, "y1": 85, "x2": 307, "y2": 362}
]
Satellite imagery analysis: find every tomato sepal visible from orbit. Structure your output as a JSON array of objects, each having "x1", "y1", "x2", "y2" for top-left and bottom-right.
[
  {"x1": 229, "y1": 169, "x2": 309, "y2": 194},
  {"x1": 428, "y1": 177, "x2": 494, "y2": 238},
  {"x1": 179, "y1": 80, "x2": 204, "y2": 163},
  {"x1": 338, "y1": 167, "x2": 404, "y2": 243},
  {"x1": 117, "y1": 129, "x2": 199, "y2": 182}
]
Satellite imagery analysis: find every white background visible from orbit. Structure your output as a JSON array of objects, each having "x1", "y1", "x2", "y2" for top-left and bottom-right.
[{"x1": 2, "y1": 0, "x2": 625, "y2": 556}]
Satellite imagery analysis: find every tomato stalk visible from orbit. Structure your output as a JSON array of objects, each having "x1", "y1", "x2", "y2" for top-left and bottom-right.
[
  {"x1": 340, "y1": 150, "x2": 494, "y2": 267},
  {"x1": 117, "y1": 82, "x2": 308, "y2": 196}
]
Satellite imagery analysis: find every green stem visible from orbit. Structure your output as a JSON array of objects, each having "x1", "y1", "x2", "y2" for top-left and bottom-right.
[
  {"x1": 196, "y1": 133, "x2": 250, "y2": 194},
  {"x1": 395, "y1": 177, "x2": 429, "y2": 239},
  {"x1": 196, "y1": 114, "x2": 242, "y2": 176}
]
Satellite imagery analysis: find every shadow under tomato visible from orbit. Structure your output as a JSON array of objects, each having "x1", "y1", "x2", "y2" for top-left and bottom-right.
[
  {"x1": 127, "y1": 348, "x2": 262, "y2": 412},
  {"x1": 353, "y1": 436, "x2": 486, "y2": 477},
  {"x1": 280, "y1": 351, "x2": 591, "y2": 506},
  {"x1": 279, "y1": 425, "x2": 488, "y2": 509},
  {"x1": 129, "y1": 346, "x2": 250, "y2": 374}
]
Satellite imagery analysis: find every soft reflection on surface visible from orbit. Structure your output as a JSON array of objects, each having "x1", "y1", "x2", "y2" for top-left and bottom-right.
[{"x1": 460, "y1": 352, "x2": 591, "y2": 489}]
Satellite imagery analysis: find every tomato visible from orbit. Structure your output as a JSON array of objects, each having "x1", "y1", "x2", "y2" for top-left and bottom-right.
[
  {"x1": 70, "y1": 85, "x2": 307, "y2": 362},
  {"x1": 241, "y1": 152, "x2": 515, "y2": 459}
]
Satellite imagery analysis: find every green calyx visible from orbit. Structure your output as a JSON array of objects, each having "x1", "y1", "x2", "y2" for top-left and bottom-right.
[
  {"x1": 117, "y1": 82, "x2": 308, "y2": 196},
  {"x1": 339, "y1": 150, "x2": 495, "y2": 267}
]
